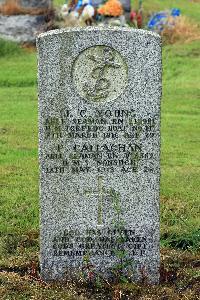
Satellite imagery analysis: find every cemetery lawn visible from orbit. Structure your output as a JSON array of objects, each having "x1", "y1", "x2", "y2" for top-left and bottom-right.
[{"x1": 0, "y1": 37, "x2": 199, "y2": 298}]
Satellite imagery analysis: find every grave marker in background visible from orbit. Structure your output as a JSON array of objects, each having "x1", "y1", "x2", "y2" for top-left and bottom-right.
[
  {"x1": 0, "y1": 0, "x2": 52, "y2": 43},
  {"x1": 37, "y1": 27, "x2": 162, "y2": 283}
]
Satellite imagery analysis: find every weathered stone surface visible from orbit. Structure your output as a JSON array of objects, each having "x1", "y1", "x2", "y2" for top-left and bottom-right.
[
  {"x1": 0, "y1": 0, "x2": 52, "y2": 43},
  {"x1": 0, "y1": 15, "x2": 48, "y2": 43},
  {"x1": 0, "y1": 0, "x2": 51, "y2": 8},
  {"x1": 21, "y1": 0, "x2": 51, "y2": 8},
  {"x1": 37, "y1": 27, "x2": 161, "y2": 284}
]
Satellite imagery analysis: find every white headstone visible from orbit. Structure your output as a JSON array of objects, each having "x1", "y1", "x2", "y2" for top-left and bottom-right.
[{"x1": 37, "y1": 27, "x2": 162, "y2": 284}]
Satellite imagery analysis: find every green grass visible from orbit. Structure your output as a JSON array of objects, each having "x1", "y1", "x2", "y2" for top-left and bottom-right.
[
  {"x1": 0, "y1": 41, "x2": 38, "y2": 237},
  {"x1": 160, "y1": 41, "x2": 200, "y2": 248},
  {"x1": 54, "y1": 0, "x2": 65, "y2": 6},
  {"x1": 162, "y1": 43, "x2": 200, "y2": 171},
  {"x1": 0, "y1": 39, "x2": 23, "y2": 57}
]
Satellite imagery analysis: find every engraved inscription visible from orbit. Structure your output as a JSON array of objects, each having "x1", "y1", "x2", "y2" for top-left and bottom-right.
[
  {"x1": 73, "y1": 46, "x2": 128, "y2": 102},
  {"x1": 42, "y1": 108, "x2": 158, "y2": 175},
  {"x1": 44, "y1": 117, "x2": 62, "y2": 139},
  {"x1": 52, "y1": 228, "x2": 150, "y2": 258}
]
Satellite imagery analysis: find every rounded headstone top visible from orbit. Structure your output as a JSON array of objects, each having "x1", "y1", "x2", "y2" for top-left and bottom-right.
[{"x1": 37, "y1": 27, "x2": 161, "y2": 41}]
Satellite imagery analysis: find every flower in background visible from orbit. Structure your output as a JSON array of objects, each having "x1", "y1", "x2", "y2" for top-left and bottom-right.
[{"x1": 98, "y1": 0, "x2": 124, "y2": 17}]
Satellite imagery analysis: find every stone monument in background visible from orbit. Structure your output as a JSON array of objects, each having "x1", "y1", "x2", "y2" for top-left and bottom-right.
[
  {"x1": 0, "y1": 0, "x2": 53, "y2": 43},
  {"x1": 37, "y1": 27, "x2": 162, "y2": 284}
]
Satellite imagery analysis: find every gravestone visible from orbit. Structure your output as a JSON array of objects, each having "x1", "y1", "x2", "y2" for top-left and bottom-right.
[
  {"x1": 37, "y1": 27, "x2": 162, "y2": 284},
  {"x1": 0, "y1": 0, "x2": 52, "y2": 43},
  {"x1": 0, "y1": 0, "x2": 51, "y2": 8},
  {"x1": 0, "y1": 15, "x2": 49, "y2": 43}
]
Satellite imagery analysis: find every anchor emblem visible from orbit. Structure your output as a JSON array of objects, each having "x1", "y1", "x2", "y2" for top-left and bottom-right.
[{"x1": 84, "y1": 47, "x2": 121, "y2": 101}]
